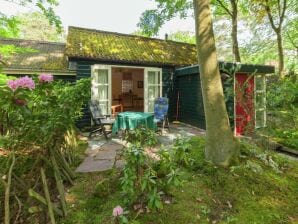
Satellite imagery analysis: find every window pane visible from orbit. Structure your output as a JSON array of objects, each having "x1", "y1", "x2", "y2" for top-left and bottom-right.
[
  {"x1": 148, "y1": 100, "x2": 154, "y2": 112},
  {"x1": 256, "y1": 110, "x2": 265, "y2": 127},
  {"x1": 255, "y1": 75, "x2": 264, "y2": 91},
  {"x1": 148, "y1": 86, "x2": 160, "y2": 100},
  {"x1": 98, "y1": 101, "x2": 108, "y2": 115},
  {"x1": 96, "y1": 69, "x2": 108, "y2": 84},
  {"x1": 256, "y1": 92, "x2": 265, "y2": 109},
  {"x1": 98, "y1": 86, "x2": 108, "y2": 101},
  {"x1": 148, "y1": 71, "x2": 160, "y2": 85},
  {"x1": 122, "y1": 80, "x2": 133, "y2": 93}
]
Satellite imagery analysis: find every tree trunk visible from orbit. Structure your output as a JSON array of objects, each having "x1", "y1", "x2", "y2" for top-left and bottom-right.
[
  {"x1": 231, "y1": 0, "x2": 241, "y2": 62},
  {"x1": 276, "y1": 31, "x2": 284, "y2": 75},
  {"x1": 193, "y1": 0, "x2": 238, "y2": 166}
]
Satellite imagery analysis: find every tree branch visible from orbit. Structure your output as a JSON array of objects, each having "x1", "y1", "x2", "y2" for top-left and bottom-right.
[
  {"x1": 215, "y1": 0, "x2": 233, "y2": 17},
  {"x1": 264, "y1": 0, "x2": 278, "y2": 32}
]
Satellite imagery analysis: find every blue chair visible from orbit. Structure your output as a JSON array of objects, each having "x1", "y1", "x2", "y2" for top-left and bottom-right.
[{"x1": 154, "y1": 97, "x2": 170, "y2": 133}]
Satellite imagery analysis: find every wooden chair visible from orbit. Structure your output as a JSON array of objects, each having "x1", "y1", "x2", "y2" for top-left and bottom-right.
[
  {"x1": 111, "y1": 104, "x2": 123, "y2": 119},
  {"x1": 89, "y1": 100, "x2": 114, "y2": 140}
]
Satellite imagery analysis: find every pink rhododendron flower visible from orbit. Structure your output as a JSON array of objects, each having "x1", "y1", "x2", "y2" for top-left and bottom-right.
[
  {"x1": 112, "y1": 206, "x2": 123, "y2": 217},
  {"x1": 39, "y1": 73, "x2": 54, "y2": 83},
  {"x1": 7, "y1": 76, "x2": 35, "y2": 91}
]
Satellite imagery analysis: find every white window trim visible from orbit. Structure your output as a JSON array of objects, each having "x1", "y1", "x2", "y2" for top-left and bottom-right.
[
  {"x1": 144, "y1": 67, "x2": 163, "y2": 112},
  {"x1": 254, "y1": 74, "x2": 266, "y2": 128},
  {"x1": 91, "y1": 65, "x2": 112, "y2": 115}
]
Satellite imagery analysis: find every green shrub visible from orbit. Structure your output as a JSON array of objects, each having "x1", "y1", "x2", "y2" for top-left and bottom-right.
[
  {"x1": 120, "y1": 144, "x2": 181, "y2": 210},
  {"x1": 123, "y1": 127, "x2": 158, "y2": 147}
]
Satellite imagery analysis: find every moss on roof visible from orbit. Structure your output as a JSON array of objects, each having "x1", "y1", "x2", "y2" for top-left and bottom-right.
[
  {"x1": 0, "y1": 38, "x2": 69, "y2": 72},
  {"x1": 65, "y1": 26, "x2": 198, "y2": 66}
]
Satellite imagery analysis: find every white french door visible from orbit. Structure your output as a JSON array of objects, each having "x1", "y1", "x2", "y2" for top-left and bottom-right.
[
  {"x1": 91, "y1": 65, "x2": 112, "y2": 115},
  {"x1": 144, "y1": 67, "x2": 162, "y2": 112}
]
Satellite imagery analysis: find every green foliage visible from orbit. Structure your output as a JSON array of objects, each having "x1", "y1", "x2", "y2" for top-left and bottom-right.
[
  {"x1": 121, "y1": 130, "x2": 182, "y2": 210},
  {"x1": 0, "y1": 15, "x2": 20, "y2": 38},
  {"x1": 0, "y1": 77, "x2": 90, "y2": 222},
  {"x1": 123, "y1": 127, "x2": 158, "y2": 147},
  {"x1": 0, "y1": 0, "x2": 62, "y2": 34},
  {"x1": 60, "y1": 136, "x2": 298, "y2": 224},
  {"x1": 138, "y1": 0, "x2": 193, "y2": 36},
  {"x1": 262, "y1": 75, "x2": 298, "y2": 149},
  {"x1": 0, "y1": 77, "x2": 90, "y2": 148},
  {"x1": 168, "y1": 31, "x2": 195, "y2": 44},
  {"x1": 15, "y1": 12, "x2": 65, "y2": 41},
  {"x1": 267, "y1": 75, "x2": 298, "y2": 109},
  {"x1": 171, "y1": 137, "x2": 193, "y2": 166}
]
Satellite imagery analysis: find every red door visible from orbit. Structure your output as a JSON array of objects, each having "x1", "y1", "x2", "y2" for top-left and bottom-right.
[{"x1": 235, "y1": 73, "x2": 255, "y2": 136}]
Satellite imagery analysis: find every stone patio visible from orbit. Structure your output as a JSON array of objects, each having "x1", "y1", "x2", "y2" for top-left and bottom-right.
[{"x1": 75, "y1": 123, "x2": 205, "y2": 173}]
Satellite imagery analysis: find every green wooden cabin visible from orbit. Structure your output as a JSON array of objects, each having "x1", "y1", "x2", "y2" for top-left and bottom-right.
[{"x1": 1, "y1": 26, "x2": 275, "y2": 135}]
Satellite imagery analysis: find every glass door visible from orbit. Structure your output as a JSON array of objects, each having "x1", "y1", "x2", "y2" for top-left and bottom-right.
[
  {"x1": 144, "y1": 68, "x2": 162, "y2": 112},
  {"x1": 91, "y1": 65, "x2": 112, "y2": 115}
]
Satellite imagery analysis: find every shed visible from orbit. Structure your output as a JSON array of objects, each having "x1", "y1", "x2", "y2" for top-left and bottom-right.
[{"x1": 174, "y1": 63, "x2": 275, "y2": 135}]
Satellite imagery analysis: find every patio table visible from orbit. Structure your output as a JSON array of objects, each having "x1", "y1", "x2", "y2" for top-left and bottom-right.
[{"x1": 112, "y1": 111, "x2": 156, "y2": 134}]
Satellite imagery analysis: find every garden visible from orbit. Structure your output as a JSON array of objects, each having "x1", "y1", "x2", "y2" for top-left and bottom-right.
[{"x1": 0, "y1": 74, "x2": 297, "y2": 224}]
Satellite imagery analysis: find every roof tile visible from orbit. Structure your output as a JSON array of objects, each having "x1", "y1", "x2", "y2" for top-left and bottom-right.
[{"x1": 65, "y1": 26, "x2": 198, "y2": 66}]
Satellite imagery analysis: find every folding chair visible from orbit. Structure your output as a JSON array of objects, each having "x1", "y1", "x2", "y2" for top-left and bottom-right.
[
  {"x1": 154, "y1": 97, "x2": 170, "y2": 133},
  {"x1": 89, "y1": 100, "x2": 114, "y2": 140}
]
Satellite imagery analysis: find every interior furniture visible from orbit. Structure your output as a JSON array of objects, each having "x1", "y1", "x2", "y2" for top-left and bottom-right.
[
  {"x1": 111, "y1": 104, "x2": 123, "y2": 118},
  {"x1": 112, "y1": 111, "x2": 156, "y2": 134},
  {"x1": 120, "y1": 93, "x2": 133, "y2": 108},
  {"x1": 133, "y1": 95, "x2": 144, "y2": 108},
  {"x1": 154, "y1": 97, "x2": 170, "y2": 133},
  {"x1": 89, "y1": 100, "x2": 115, "y2": 140}
]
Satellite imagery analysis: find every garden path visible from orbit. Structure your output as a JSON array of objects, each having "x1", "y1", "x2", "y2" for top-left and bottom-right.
[{"x1": 75, "y1": 123, "x2": 205, "y2": 173}]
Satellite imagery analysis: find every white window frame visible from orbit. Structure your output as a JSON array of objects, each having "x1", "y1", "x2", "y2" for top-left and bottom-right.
[
  {"x1": 91, "y1": 64, "x2": 112, "y2": 115},
  {"x1": 144, "y1": 67, "x2": 163, "y2": 112},
  {"x1": 254, "y1": 74, "x2": 266, "y2": 128}
]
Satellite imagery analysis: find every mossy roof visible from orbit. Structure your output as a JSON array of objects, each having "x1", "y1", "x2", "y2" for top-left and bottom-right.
[
  {"x1": 65, "y1": 26, "x2": 198, "y2": 66},
  {"x1": 0, "y1": 38, "x2": 69, "y2": 72}
]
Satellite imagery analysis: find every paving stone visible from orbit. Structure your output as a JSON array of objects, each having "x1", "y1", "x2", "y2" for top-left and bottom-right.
[
  {"x1": 75, "y1": 156, "x2": 113, "y2": 173},
  {"x1": 75, "y1": 123, "x2": 205, "y2": 173},
  {"x1": 94, "y1": 149, "x2": 117, "y2": 160},
  {"x1": 100, "y1": 142, "x2": 124, "y2": 151}
]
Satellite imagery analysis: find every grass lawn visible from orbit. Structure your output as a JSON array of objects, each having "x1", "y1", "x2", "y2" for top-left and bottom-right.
[{"x1": 59, "y1": 137, "x2": 298, "y2": 224}]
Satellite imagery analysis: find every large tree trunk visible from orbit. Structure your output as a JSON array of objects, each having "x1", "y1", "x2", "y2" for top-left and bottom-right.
[
  {"x1": 231, "y1": 0, "x2": 241, "y2": 62},
  {"x1": 193, "y1": 0, "x2": 238, "y2": 166},
  {"x1": 276, "y1": 31, "x2": 284, "y2": 75}
]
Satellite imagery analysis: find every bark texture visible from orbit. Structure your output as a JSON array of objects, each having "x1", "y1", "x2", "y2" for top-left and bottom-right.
[
  {"x1": 264, "y1": 0, "x2": 287, "y2": 75},
  {"x1": 231, "y1": 0, "x2": 241, "y2": 62},
  {"x1": 193, "y1": 0, "x2": 238, "y2": 166}
]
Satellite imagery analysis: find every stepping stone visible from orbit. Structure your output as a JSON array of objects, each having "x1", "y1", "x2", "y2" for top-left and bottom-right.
[
  {"x1": 100, "y1": 142, "x2": 124, "y2": 151},
  {"x1": 75, "y1": 156, "x2": 113, "y2": 173},
  {"x1": 94, "y1": 149, "x2": 117, "y2": 161}
]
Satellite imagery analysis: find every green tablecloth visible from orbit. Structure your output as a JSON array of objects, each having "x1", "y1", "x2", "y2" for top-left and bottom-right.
[{"x1": 112, "y1": 112, "x2": 156, "y2": 133}]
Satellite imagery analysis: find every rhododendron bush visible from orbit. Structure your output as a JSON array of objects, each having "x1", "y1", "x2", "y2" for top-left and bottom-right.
[{"x1": 0, "y1": 74, "x2": 90, "y2": 223}]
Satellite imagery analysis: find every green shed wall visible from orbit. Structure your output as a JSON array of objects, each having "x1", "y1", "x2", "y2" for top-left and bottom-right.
[{"x1": 173, "y1": 69, "x2": 234, "y2": 130}]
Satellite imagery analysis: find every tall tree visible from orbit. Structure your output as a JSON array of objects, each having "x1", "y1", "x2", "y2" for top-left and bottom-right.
[
  {"x1": 16, "y1": 12, "x2": 65, "y2": 41},
  {"x1": 250, "y1": 0, "x2": 288, "y2": 75},
  {"x1": 212, "y1": 0, "x2": 242, "y2": 62},
  {"x1": 0, "y1": 0, "x2": 62, "y2": 34},
  {"x1": 138, "y1": 0, "x2": 244, "y2": 62},
  {"x1": 193, "y1": 0, "x2": 238, "y2": 166}
]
